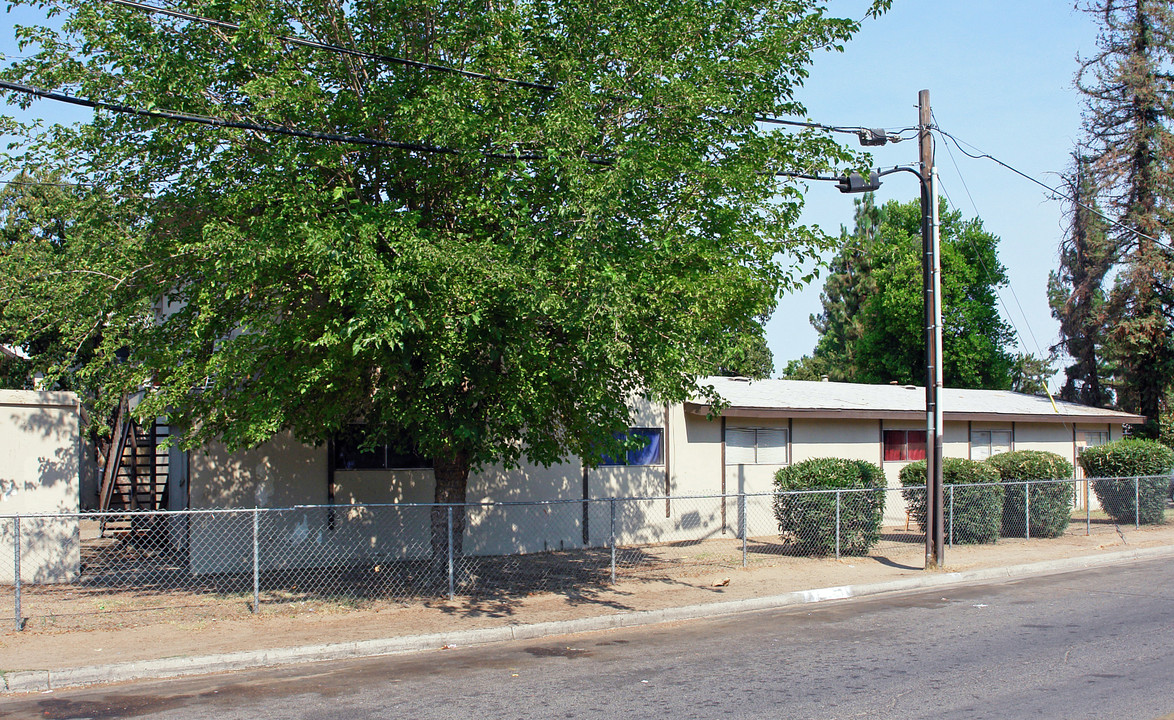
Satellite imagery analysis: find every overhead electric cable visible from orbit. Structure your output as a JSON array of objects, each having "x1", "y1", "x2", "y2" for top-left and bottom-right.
[
  {"x1": 104, "y1": 0, "x2": 896, "y2": 139},
  {"x1": 938, "y1": 169, "x2": 1067, "y2": 410},
  {"x1": 932, "y1": 114, "x2": 1050, "y2": 359},
  {"x1": 0, "y1": 179, "x2": 88, "y2": 188},
  {"x1": 934, "y1": 126, "x2": 1174, "y2": 253},
  {"x1": 931, "y1": 116, "x2": 1069, "y2": 410},
  {"x1": 755, "y1": 116, "x2": 918, "y2": 144},
  {"x1": 103, "y1": 0, "x2": 558, "y2": 92},
  {"x1": 0, "y1": 80, "x2": 614, "y2": 164}
]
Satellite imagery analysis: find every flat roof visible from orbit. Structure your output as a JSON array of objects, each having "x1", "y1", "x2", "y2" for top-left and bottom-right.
[{"x1": 687, "y1": 377, "x2": 1145, "y2": 425}]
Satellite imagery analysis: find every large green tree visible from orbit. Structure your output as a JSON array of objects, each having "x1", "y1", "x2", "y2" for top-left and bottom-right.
[
  {"x1": 0, "y1": 0, "x2": 885, "y2": 549},
  {"x1": 785, "y1": 194, "x2": 1016, "y2": 389}
]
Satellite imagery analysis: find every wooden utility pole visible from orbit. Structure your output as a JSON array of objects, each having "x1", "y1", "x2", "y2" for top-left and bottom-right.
[{"x1": 919, "y1": 89, "x2": 945, "y2": 569}]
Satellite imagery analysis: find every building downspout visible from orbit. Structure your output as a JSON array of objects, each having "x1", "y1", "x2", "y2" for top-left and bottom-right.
[
  {"x1": 720, "y1": 416, "x2": 727, "y2": 534},
  {"x1": 664, "y1": 403, "x2": 671, "y2": 518}
]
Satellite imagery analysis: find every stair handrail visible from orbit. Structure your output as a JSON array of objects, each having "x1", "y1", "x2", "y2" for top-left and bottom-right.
[{"x1": 97, "y1": 398, "x2": 133, "y2": 513}]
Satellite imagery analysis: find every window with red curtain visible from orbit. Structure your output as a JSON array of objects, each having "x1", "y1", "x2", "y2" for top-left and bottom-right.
[
  {"x1": 883, "y1": 430, "x2": 907, "y2": 461},
  {"x1": 884, "y1": 430, "x2": 926, "y2": 462},
  {"x1": 907, "y1": 430, "x2": 927, "y2": 460}
]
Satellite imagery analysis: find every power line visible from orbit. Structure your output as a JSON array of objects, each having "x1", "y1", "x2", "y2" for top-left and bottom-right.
[
  {"x1": 103, "y1": 0, "x2": 900, "y2": 142},
  {"x1": 934, "y1": 126, "x2": 1174, "y2": 253},
  {"x1": 935, "y1": 166, "x2": 1048, "y2": 359},
  {"x1": 103, "y1": 0, "x2": 557, "y2": 93},
  {"x1": 932, "y1": 113, "x2": 1052, "y2": 365},
  {"x1": 0, "y1": 79, "x2": 615, "y2": 164},
  {"x1": 756, "y1": 116, "x2": 918, "y2": 144},
  {"x1": 0, "y1": 179, "x2": 89, "y2": 188}
]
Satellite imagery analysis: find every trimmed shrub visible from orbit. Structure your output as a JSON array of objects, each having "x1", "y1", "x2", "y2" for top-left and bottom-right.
[
  {"x1": 773, "y1": 458, "x2": 886, "y2": 556},
  {"x1": 900, "y1": 458, "x2": 1003, "y2": 544},
  {"x1": 1079, "y1": 439, "x2": 1174, "y2": 525},
  {"x1": 986, "y1": 451, "x2": 1074, "y2": 538}
]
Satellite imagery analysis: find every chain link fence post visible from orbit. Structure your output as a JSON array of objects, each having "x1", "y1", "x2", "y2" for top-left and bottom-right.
[
  {"x1": 252, "y1": 508, "x2": 260, "y2": 614},
  {"x1": 1134, "y1": 476, "x2": 1140, "y2": 529},
  {"x1": 739, "y1": 492, "x2": 747, "y2": 568},
  {"x1": 447, "y1": 506, "x2": 455, "y2": 601},
  {"x1": 13, "y1": 515, "x2": 21, "y2": 632},
  {"x1": 609, "y1": 498, "x2": 616, "y2": 585},
  {"x1": 948, "y1": 485, "x2": 954, "y2": 548},
  {"x1": 1025, "y1": 481, "x2": 1031, "y2": 541},
  {"x1": 835, "y1": 490, "x2": 841, "y2": 560},
  {"x1": 1085, "y1": 478, "x2": 1091, "y2": 536}
]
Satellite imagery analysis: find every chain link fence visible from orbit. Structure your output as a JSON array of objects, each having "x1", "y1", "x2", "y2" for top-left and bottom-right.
[{"x1": 2, "y1": 475, "x2": 1170, "y2": 630}]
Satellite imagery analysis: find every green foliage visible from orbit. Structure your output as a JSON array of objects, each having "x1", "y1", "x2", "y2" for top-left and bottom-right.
[
  {"x1": 800, "y1": 193, "x2": 1015, "y2": 388},
  {"x1": 1009, "y1": 353, "x2": 1058, "y2": 397},
  {"x1": 780, "y1": 354, "x2": 830, "y2": 381},
  {"x1": 900, "y1": 458, "x2": 1003, "y2": 544},
  {"x1": 1079, "y1": 439, "x2": 1174, "y2": 524},
  {"x1": 712, "y1": 316, "x2": 774, "y2": 380},
  {"x1": 772, "y1": 457, "x2": 885, "y2": 556},
  {"x1": 0, "y1": 170, "x2": 129, "y2": 397},
  {"x1": 0, "y1": 0, "x2": 880, "y2": 503},
  {"x1": 986, "y1": 450, "x2": 1074, "y2": 538}
]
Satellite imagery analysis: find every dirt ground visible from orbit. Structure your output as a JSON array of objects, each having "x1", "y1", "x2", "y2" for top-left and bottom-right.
[{"x1": 2, "y1": 517, "x2": 1172, "y2": 674}]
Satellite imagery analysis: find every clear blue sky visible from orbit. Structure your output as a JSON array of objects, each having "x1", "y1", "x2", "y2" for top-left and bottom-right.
[
  {"x1": 2, "y1": 1, "x2": 1100, "y2": 388},
  {"x1": 771, "y1": 1, "x2": 1101, "y2": 383}
]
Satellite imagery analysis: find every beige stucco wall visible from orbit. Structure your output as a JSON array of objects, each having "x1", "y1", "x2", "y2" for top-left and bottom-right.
[
  {"x1": 0, "y1": 390, "x2": 81, "y2": 584},
  {"x1": 188, "y1": 431, "x2": 330, "y2": 573},
  {"x1": 1012, "y1": 422, "x2": 1073, "y2": 459},
  {"x1": 671, "y1": 408, "x2": 721, "y2": 497}
]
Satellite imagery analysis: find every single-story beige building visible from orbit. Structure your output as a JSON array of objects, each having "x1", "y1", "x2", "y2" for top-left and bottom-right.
[
  {"x1": 1, "y1": 379, "x2": 1145, "y2": 577},
  {"x1": 176, "y1": 377, "x2": 1142, "y2": 573}
]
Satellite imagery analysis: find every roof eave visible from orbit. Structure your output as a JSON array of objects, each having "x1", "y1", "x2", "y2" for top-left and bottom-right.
[{"x1": 684, "y1": 402, "x2": 1144, "y2": 425}]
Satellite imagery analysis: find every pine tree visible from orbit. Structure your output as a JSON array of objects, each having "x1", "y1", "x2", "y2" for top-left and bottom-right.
[
  {"x1": 1073, "y1": 0, "x2": 1174, "y2": 430},
  {"x1": 807, "y1": 193, "x2": 881, "y2": 382},
  {"x1": 786, "y1": 195, "x2": 1016, "y2": 389},
  {"x1": 1048, "y1": 153, "x2": 1115, "y2": 407}
]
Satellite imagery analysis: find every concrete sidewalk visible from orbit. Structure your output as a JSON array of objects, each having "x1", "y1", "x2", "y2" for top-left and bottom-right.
[{"x1": 4, "y1": 525, "x2": 1174, "y2": 695}]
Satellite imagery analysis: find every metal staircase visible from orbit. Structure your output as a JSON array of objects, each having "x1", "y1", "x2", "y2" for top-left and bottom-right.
[{"x1": 97, "y1": 401, "x2": 170, "y2": 536}]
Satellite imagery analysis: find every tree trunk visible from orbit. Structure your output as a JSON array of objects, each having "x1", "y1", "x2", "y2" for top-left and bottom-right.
[{"x1": 430, "y1": 449, "x2": 471, "y2": 562}]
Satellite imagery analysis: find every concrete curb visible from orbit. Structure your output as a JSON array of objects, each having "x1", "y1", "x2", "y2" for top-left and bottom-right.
[{"x1": 7, "y1": 544, "x2": 1174, "y2": 695}]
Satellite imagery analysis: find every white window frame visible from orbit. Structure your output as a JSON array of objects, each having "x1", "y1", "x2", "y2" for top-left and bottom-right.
[
  {"x1": 725, "y1": 426, "x2": 789, "y2": 465},
  {"x1": 970, "y1": 429, "x2": 1012, "y2": 461}
]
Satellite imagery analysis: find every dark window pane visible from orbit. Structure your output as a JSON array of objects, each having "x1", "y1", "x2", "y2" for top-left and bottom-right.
[
  {"x1": 600, "y1": 431, "x2": 628, "y2": 466},
  {"x1": 334, "y1": 439, "x2": 386, "y2": 470},
  {"x1": 334, "y1": 425, "x2": 431, "y2": 470},
  {"x1": 386, "y1": 450, "x2": 432, "y2": 469}
]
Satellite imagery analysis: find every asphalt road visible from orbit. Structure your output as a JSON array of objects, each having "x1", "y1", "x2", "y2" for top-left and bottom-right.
[{"x1": 5, "y1": 556, "x2": 1174, "y2": 720}]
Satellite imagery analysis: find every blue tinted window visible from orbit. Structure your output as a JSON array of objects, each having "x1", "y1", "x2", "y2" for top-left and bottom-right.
[
  {"x1": 626, "y1": 428, "x2": 663, "y2": 465},
  {"x1": 600, "y1": 428, "x2": 664, "y2": 466}
]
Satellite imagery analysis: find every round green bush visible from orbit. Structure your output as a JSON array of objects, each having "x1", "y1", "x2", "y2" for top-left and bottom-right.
[
  {"x1": 1079, "y1": 439, "x2": 1174, "y2": 525},
  {"x1": 900, "y1": 458, "x2": 1003, "y2": 544},
  {"x1": 986, "y1": 451, "x2": 1074, "y2": 538},
  {"x1": 773, "y1": 458, "x2": 886, "y2": 556}
]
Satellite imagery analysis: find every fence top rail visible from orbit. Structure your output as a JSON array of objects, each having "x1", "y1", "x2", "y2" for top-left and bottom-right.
[{"x1": 2, "y1": 473, "x2": 1168, "y2": 519}]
